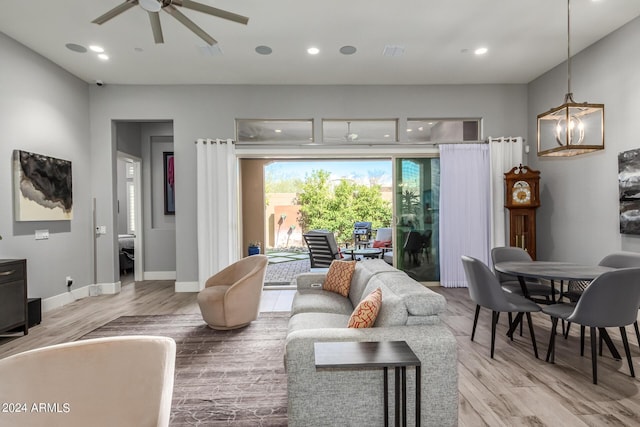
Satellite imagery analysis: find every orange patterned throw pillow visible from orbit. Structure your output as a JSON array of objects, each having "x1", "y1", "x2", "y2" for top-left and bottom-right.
[
  {"x1": 323, "y1": 260, "x2": 356, "y2": 297},
  {"x1": 348, "y1": 288, "x2": 382, "y2": 328}
]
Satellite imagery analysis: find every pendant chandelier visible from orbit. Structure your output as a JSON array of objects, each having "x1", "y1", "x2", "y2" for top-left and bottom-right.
[{"x1": 537, "y1": 0, "x2": 604, "y2": 157}]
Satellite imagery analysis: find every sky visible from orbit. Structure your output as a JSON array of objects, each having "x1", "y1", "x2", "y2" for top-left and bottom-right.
[{"x1": 265, "y1": 160, "x2": 392, "y2": 186}]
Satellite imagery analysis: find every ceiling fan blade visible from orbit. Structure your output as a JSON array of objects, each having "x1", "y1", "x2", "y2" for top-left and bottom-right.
[
  {"x1": 174, "y1": 0, "x2": 249, "y2": 25},
  {"x1": 148, "y1": 11, "x2": 164, "y2": 44},
  {"x1": 164, "y1": 5, "x2": 217, "y2": 45},
  {"x1": 92, "y1": 0, "x2": 138, "y2": 25}
]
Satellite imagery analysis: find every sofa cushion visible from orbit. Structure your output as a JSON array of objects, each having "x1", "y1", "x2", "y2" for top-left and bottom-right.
[
  {"x1": 372, "y1": 272, "x2": 446, "y2": 317},
  {"x1": 323, "y1": 260, "x2": 356, "y2": 297},
  {"x1": 348, "y1": 259, "x2": 399, "y2": 306},
  {"x1": 348, "y1": 288, "x2": 382, "y2": 328},
  {"x1": 288, "y1": 312, "x2": 352, "y2": 334},
  {"x1": 373, "y1": 285, "x2": 409, "y2": 326},
  {"x1": 291, "y1": 290, "x2": 355, "y2": 317}
]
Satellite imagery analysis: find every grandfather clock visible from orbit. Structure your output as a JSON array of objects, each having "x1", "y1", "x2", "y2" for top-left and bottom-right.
[{"x1": 504, "y1": 164, "x2": 540, "y2": 260}]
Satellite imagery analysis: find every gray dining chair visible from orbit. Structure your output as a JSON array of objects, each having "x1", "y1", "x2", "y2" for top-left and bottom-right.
[
  {"x1": 564, "y1": 252, "x2": 640, "y2": 348},
  {"x1": 491, "y1": 247, "x2": 558, "y2": 303},
  {"x1": 543, "y1": 267, "x2": 640, "y2": 384},
  {"x1": 461, "y1": 255, "x2": 542, "y2": 359}
]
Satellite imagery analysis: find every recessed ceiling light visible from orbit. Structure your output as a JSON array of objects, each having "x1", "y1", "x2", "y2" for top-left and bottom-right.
[
  {"x1": 65, "y1": 43, "x2": 87, "y2": 53},
  {"x1": 339, "y1": 46, "x2": 357, "y2": 55},
  {"x1": 274, "y1": 129, "x2": 282, "y2": 133},
  {"x1": 97, "y1": 53, "x2": 109, "y2": 61},
  {"x1": 384, "y1": 134, "x2": 390, "y2": 138},
  {"x1": 89, "y1": 45, "x2": 105, "y2": 53},
  {"x1": 255, "y1": 45, "x2": 273, "y2": 55},
  {"x1": 418, "y1": 127, "x2": 424, "y2": 131},
  {"x1": 407, "y1": 128, "x2": 413, "y2": 132},
  {"x1": 474, "y1": 47, "x2": 488, "y2": 55},
  {"x1": 307, "y1": 47, "x2": 320, "y2": 55}
]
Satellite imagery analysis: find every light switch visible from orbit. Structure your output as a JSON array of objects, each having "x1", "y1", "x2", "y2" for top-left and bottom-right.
[{"x1": 35, "y1": 229, "x2": 49, "y2": 240}]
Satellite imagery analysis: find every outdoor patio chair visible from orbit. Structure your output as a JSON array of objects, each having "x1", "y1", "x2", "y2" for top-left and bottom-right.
[{"x1": 303, "y1": 230, "x2": 352, "y2": 268}]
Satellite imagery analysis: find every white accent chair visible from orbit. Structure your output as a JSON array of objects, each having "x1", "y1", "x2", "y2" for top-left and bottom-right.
[{"x1": 0, "y1": 335, "x2": 176, "y2": 427}]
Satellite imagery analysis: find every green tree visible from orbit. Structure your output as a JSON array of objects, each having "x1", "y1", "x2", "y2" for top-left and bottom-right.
[{"x1": 296, "y1": 170, "x2": 392, "y2": 245}]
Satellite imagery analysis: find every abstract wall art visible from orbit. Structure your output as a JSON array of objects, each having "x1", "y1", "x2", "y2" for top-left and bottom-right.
[
  {"x1": 618, "y1": 148, "x2": 640, "y2": 234},
  {"x1": 13, "y1": 150, "x2": 73, "y2": 221},
  {"x1": 164, "y1": 151, "x2": 175, "y2": 215}
]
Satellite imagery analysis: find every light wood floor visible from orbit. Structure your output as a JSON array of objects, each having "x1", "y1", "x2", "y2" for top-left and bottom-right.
[{"x1": 1, "y1": 282, "x2": 639, "y2": 426}]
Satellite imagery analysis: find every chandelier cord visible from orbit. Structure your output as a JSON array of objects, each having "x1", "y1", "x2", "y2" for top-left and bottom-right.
[{"x1": 565, "y1": 0, "x2": 574, "y2": 104}]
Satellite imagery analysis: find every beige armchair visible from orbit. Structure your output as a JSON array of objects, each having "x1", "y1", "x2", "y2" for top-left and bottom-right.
[
  {"x1": 0, "y1": 335, "x2": 176, "y2": 427},
  {"x1": 197, "y1": 254, "x2": 269, "y2": 330}
]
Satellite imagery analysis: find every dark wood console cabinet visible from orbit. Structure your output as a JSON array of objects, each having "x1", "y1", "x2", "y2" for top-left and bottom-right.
[{"x1": 0, "y1": 259, "x2": 28, "y2": 335}]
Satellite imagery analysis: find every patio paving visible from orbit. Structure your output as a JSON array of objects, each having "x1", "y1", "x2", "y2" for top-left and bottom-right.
[{"x1": 264, "y1": 253, "x2": 310, "y2": 287}]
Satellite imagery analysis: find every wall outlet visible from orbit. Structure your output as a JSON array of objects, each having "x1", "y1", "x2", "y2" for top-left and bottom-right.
[
  {"x1": 35, "y1": 229, "x2": 49, "y2": 240},
  {"x1": 66, "y1": 276, "x2": 73, "y2": 288}
]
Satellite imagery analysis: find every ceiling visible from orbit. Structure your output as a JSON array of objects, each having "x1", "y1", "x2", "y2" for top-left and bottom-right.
[{"x1": 2, "y1": 0, "x2": 640, "y2": 86}]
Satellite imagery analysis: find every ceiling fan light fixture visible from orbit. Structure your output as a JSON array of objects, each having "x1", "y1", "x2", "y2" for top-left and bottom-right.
[
  {"x1": 140, "y1": 0, "x2": 162, "y2": 13},
  {"x1": 537, "y1": 0, "x2": 604, "y2": 157}
]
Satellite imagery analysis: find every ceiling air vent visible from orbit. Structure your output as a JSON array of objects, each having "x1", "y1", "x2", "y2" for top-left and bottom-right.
[{"x1": 382, "y1": 45, "x2": 405, "y2": 57}]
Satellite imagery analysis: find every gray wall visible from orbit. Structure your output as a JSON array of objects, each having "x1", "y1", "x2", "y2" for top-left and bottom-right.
[
  {"x1": 143, "y1": 127, "x2": 175, "y2": 272},
  {"x1": 0, "y1": 32, "x2": 91, "y2": 299},
  {"x1": 88, "y1": 84, "x2": 528, "y2": 284},
  {"x1": 116, "y1": 158, "x2": 129, "y2": 235},
  {"x1": 528, "y1": 16, "x2": 640, "y2": 263}
]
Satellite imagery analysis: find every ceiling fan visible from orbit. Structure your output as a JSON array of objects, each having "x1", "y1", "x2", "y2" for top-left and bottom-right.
[{"x1": 92, "y1": 0, "x2": 249, "y2": 45}]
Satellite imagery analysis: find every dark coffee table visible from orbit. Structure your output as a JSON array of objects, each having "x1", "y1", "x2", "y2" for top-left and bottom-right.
[{"x1": 314, "y1": 341, "x2": 421, "y2": 427}]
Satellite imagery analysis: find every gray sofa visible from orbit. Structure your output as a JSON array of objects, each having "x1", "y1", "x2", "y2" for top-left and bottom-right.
[{"x1": 285, "y1": 259, "x2": 458, "y2": 426}]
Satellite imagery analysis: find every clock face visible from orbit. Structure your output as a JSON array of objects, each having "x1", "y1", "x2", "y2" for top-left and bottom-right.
[{"x1": 512, "y1": 181, "x2": 531, "y2": 204}]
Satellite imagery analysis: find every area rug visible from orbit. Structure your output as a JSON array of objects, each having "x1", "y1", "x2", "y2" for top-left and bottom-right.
[{"x1": 81, "y1": 312, "x2": 289, "y2": 426}]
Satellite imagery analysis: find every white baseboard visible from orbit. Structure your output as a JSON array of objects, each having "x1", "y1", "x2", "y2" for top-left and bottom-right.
[
  {"x1": 144, "y1": 271, "x2": 177, "y2": 280},
  {"x1": 175, "y1": 281, "x2": 199, "y2": 292},
  {"x1": 100, "y1": 281, "x2": 121, "y2": 294},
  {"x1": 42, "y1": 286, "x2": 90, "y2": 312},
  {"x1": 41, "y1": 281, "x2": 121, "y2": 313}
]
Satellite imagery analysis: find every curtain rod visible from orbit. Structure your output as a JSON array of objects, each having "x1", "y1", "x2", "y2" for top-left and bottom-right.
[
  {"x1": 194, "y1": 138, "x2": 235, "y2": 144},
  {"x1": 435, "y1": 137, "x2": 525, "y2": 145},
  {"x1": 486, "y1": 137, "x2": 526, "y2": 143}
]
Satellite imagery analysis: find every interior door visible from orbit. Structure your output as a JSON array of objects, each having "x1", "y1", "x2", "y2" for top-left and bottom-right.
[{"x1": 394, "y1": 157, "x2": 440, "y2": 282}]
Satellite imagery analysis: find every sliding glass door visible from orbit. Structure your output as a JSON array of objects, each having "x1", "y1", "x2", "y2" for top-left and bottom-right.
[{"x1": 394, "y1": 157, "x2": 440, "y2": 282}]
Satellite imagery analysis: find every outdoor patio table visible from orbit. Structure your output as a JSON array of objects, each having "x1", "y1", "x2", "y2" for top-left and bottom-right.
[{"x1": 348, "y1": 248, "x2": 383, "y2": 260}]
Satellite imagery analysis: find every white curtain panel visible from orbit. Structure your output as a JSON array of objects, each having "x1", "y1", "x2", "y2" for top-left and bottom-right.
[
  {"x1": 488, "y1": 137, "x2": 523, "y2": 248},
  {"x1": 195, "y1": 138, "x2": 239, "y2": 289},
  {"x1": 439, "y1": 144, "x2": 491, "y2": 288}
]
